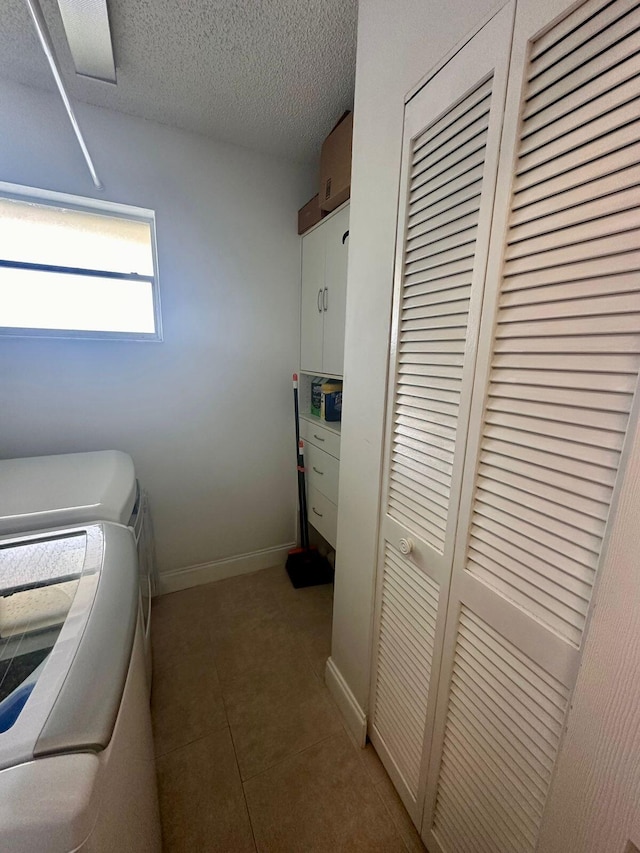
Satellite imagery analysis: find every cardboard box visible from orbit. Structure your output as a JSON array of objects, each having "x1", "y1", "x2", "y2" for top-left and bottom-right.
[
  {"x1": 319, "y1": 112, "x2": 353, "y2": 212},
  {"x1": 298, "y1": 194, "x2": 323, "y2": 235}
]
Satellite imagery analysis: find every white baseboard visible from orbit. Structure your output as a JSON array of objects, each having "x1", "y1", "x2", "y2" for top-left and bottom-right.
[
  {"x1": 325, "y1": 656, "x2": 367, "y2": 747},
  {"x1": 157, "y1": 542, "x2": 294, "y2": 595}
]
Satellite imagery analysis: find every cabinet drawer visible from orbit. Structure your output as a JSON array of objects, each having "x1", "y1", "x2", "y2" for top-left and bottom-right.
[
  {"x1": 307, "y1": 485, "x2": 338, "y2": 549},
  {"x1": 306, "y1": 442, "x2": 339, "y2": 504},
  {"x1": 300, "y1": 418, "x2": 341, "y2": 459}
]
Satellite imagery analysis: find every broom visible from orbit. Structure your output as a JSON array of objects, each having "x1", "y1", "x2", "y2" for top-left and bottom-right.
[{"x1": 286, "y1": 374, "x2": 333, "y2": 588}]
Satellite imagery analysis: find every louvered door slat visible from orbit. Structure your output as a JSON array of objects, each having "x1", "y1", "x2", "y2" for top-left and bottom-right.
[
  {"x1": 431, "y1": 610, "x2": 570, "y2": 853},
  {"x1": 482, "y1": 435, "x2": 616, "y2": 490},
  {"x1": 410, "y1": 147, "x2": 489, "y2": 213},
  {"x1": 483, "y1": 421, "x2": 619, "y2": 470},
  {"x1": 507, "y1": 208, "x2": 640, "y2": 258},
  {"x1": 412, "y1": 118, "x2": 490, "y2": 191},
  {"x1": 404, "y1": 276, "x2": 473, "y2": 303},
  {"x1": 500, "y1": 280, "x2": 640, "y2": 312},
  {"x1": 521, "y1": 95, "x2": 640, "y2": 178},
  {"x1": 412, "y1": 122, "x2": 489, "y2": 192},
  {"x1": 530, "y1": 0, "x2": 621, "y2": 57},
  {"x1": 522, "y1": 56, "x2": 640, "y2": 143},
  {"x1": 395, "y1": 430, "x2": 455, "y2": 465},
  {"x1": 413, "y1": 77, "x2": 493, "y2": 162},
  {"x1": 509, "y1": 186, "x2": 640, "y2": 245},
  {"x1": 517, "y1": 125, "x2": 640, "y2": 193},
  {"x1": 475, "y1": 474, "x2": 608, "y2": 541},
  {"x1": 406, "y1": 225, "x2": 478, "y2": 266},
  {"x1": 502, "y1": 248, "x2": 640, "y2": 290},
  {"x1": 489, "y1": 379, "x2": 630, "y2": 414},
  {"x1": 423, "y1": 3, "x2": 640, "y2": 851},
  {"x1": 513, "y1": 159, "x2": 640, "y2": 223},
  {"x1": 527, "y1": 2, "x2": 640, "y2": 99},
  {"x1": 407, "y1": 199, "x2": 482, "y2": 247},
  {"x1": 373, "y1": 544, "x2": 440, "y2": 797},
  {"x1": 408, "y1": 171, "x2": 484, "y2": 231},
  {"x1": 475, "y1": 483, "x2": 603, "y2": 552}
]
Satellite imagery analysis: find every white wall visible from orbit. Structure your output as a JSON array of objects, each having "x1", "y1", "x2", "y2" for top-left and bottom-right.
[
  {"x1": 0, "y1": 77, "x2": 315, "y2": 579},
  {"x1": 331, "y1": 0, "x2": 497, "y2": 715}
]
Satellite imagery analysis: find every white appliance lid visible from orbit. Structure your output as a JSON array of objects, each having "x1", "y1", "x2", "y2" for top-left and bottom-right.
[
  {"x1": 0, "y1": 523, "x2": 138, "y2": 769},
  {"x1": 0, "y1": 451, "x2": 137, "y2": 535}
]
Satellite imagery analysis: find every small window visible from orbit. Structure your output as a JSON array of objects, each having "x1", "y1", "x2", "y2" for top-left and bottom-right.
[{"x1": 0, "y1": 186, "x2": 161, "y2": 340}]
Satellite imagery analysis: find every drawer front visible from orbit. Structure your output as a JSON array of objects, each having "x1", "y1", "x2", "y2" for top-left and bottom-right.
[
  {"x1": 306, "y1": 442, "x2": 340, "y2": 504},
  {"x1": 307, "y1": 485, "x2": 338, "y2": 548},
  {"x1": 300, "y1": 418, "x2": 341, "y2": 459}
]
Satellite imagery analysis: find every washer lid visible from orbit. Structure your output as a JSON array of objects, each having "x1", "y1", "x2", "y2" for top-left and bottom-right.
[
  {"x1": 0, "y1": 523, "x2": 138, "y2": 769},
  {"x1": 0, "y1": 451, "x2": 137, "y2": 535}
]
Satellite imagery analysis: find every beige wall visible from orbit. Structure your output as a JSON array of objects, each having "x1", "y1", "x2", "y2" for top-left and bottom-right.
[
  {"x1": 332, "y1": 0, "x2": 497, "y2": 713},
  {"x1": 0, "y1": 76, "x2": 315, "y2": 577}
]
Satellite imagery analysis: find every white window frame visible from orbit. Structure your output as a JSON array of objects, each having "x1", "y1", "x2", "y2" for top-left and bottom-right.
[{"x1": 0, "y1": 181, "x2": 163, "y2": 342}]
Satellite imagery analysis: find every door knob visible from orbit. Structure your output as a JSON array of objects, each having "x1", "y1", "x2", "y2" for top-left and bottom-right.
[{"x1": 399, "y1": 537, "x2": 414, "y2": 556}]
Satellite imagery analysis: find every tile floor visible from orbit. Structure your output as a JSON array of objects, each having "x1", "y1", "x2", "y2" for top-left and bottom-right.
[{"x1": 151, "y1": 565, "x2": 426, "y2": 852}]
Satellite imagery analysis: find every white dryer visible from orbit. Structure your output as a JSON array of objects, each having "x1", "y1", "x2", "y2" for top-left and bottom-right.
[
  {"x1": 0, "y1": 523, "x2": 161, "y2": 851},
  {"x1": 0, "y1": 451, "x2": 155, "y2": 684}
]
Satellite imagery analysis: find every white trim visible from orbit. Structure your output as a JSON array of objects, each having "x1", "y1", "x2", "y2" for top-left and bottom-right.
[
  {"x1": 157, "y1": 542, "x2": 294, "y2": 595},
  {"x1": 0, "y1": 180, "x2": 153, "y2": 221},
  {"x1": 325, "y1": 656, "x2": 367, "y2": 747},
  {"x1": 0, "y1": 181, "x2": 162, "y2": 343},
  {"x1": 405, "y1": 0, "x2": 510, "y2": 104}
]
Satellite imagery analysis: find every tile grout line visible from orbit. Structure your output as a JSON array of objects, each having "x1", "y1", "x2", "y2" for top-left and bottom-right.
[
  {"x1": 240, "y1": 729, "x2": 340, "y2": 785},
  {"x1": 216, "y1": 665, "x2": 260, "y2": 853},
  {"x1": 153, "y1": 720, "x2": 231, "y2": 760},
  {"x1": 226, "y1": 715, "x2": 260, "y2": 852},
  {"x1": 371, "y1": 779, "x2": 418, "y2": 853}
]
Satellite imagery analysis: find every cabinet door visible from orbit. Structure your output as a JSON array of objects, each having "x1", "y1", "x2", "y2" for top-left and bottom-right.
[
  {"x1": 300, "y1": 224, "x2": 325, "y2": 374},
  {"x1": 322, "y1": 205, "x2": 350, "y2": 376},
  {"x1": 368, "y1": 2, "x2": 514, "y2": 828},
  {"x1": 421, "y1": 0, "x2": 640, "y2": 850}
]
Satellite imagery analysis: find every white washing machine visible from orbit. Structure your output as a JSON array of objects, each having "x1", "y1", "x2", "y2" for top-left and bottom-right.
[
  {"x1": 0, "y1": 523, "x2": 161, "y2": 851},
  {"x1": 0, "y1": 451, "x2": 155, "y2": 684}
]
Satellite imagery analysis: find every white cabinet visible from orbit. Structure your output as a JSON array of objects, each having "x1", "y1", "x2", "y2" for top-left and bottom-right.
[
  {"x1": 300, "y1": 204, "x2": 349, "y2": 376},
  {"x1": 300, "y1": 419, "x2": 340, "y2": 548}
]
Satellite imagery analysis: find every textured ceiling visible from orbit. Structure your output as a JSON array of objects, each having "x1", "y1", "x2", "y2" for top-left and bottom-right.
[{"x1": 0, "y1": 0, "x2": 357, "y2": 162}]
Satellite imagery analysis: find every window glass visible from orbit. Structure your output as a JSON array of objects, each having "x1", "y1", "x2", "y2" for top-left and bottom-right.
[{"x1": 0, "y1": 193, "x2": 160, "y2": 339}]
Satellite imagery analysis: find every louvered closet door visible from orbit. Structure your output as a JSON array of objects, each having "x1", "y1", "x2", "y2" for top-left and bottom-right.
[
  {"x1": 422, "y1": 0, "x2": 640, "y2": 850},
  {"x1": 368, "y1": 2, "x2": 515, "y2": 827}
]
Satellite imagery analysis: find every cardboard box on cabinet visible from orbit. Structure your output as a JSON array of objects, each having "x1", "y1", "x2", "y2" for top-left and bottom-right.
[
  {"x1": 319, "y1": 111, "x2": 353, "y2": 212},
  {"x1": 298, "y1": 194, "x2": 324, "y2": 235}
]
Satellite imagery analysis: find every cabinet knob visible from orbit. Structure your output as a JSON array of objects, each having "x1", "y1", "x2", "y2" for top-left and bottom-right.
[{"x1": 399, "y1": 537, "x2": 414, "y2": 556}]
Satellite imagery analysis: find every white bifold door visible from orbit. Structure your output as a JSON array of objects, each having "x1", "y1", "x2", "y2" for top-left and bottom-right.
[
  {"x1": 368, "y1": 0, "x2": 516, "y2": 825},
  {"x1": 370, "y1": 0, "x2": 640, "y2": 850}
]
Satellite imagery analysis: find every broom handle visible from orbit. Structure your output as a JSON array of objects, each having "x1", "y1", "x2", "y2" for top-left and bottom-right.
[
  {"x1": 293, "y1": 374, "x2": 309, "y2": 550},
  {"x1": 298, "y1": 440, "x2": 310, "y2": 550},
  {"x1": 293, "y1": 373, "x2": 301, "y2": 447}
]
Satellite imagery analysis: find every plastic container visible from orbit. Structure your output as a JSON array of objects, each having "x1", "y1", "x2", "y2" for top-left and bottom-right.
[
  {"x1": 311, "y1": 378, "x2": 323, "y2": 417},
  {"x1": 321, "y1": 381, "x2": 343, "y2": 422}
]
